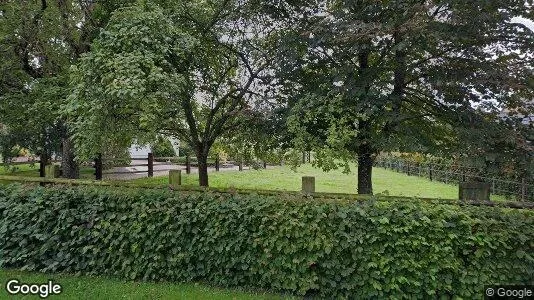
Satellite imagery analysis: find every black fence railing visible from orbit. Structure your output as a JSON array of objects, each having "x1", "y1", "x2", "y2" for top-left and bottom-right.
[{"x1": 375, "y1": 157, "x2": 533, "y2": 201}]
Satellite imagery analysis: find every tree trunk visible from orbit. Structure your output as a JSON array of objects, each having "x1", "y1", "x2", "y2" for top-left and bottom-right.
[
  {"x1": 357, "y1": 143, "x2": 374, "y2": 195},
  {"x1": 196, "y1": 145, "x2": 209, "y2": 187},
  {"x1": 61, "y1": 137, "x2": 79, "y2": 179},
  {"x1": 356, "y1": 48, "x2": 375, "y2": 195}
]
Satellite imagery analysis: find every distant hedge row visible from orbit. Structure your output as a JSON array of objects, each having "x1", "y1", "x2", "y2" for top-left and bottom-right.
[{"x1": 1, "y1": 184, "x2": 533, "y2": 298}]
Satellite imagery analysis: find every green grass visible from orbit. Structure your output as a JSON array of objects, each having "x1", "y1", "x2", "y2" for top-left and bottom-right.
[
  {"x1": 131, "y1": 164, "x2": 462, "y2": 199},
  {"x1": 2, "y1": 163, "x2": 505, "y2": 200},
  {"x1": 131, "y1": 164, "x2": 507, "y2": 201},
  {"x1": 0, "y1": 269, "x2": 289, "y2": 300},
  {"x1": 0, "y1": 164, "x2": 94, "y2": 178}
]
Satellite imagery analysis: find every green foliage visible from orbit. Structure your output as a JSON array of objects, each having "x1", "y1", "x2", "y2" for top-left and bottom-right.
[
  {"x1": 1, "y1": 184, "x2": 532, "y2": 298},
  {"x1": 152, "y1": 137, "x2": 176, "y2": 157},
  {"x1": 278, "y1": 0, "x2": 534, "y2": 192},
  {"x1": 66, "y1": 5, "x2": 193, "y2": 160}
]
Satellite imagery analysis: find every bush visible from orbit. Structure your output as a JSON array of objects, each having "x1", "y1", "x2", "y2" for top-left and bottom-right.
[
  {"x1": 152, "y1": 137, "x2": 176, "y2": 157},
  {"x1": 0, "y1": 184, "x2": 532, "y2": 298}
]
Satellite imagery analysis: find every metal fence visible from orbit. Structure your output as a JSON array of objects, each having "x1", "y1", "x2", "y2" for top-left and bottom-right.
[{"x1": 375, "y1": 157, "x2": 533, "y2": 201}]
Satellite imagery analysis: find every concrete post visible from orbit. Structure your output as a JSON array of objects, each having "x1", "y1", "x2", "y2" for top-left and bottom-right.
[
  {"x1": 302, "y1": 176, "x2": 315, "y2": 194},
  {"x1": 169, "y1": 170, "x2": 182, "y2": 188},
  {"x1": 45, "y1": 164, "x2": 60, "y2": 179},
  {"x1": 459, "y1": 182, "x2": 491, "y2": 201}
]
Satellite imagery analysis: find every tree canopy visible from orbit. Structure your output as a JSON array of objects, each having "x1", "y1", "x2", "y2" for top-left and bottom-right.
[
  {"x1": 67, "y1": 1, "x2": 281, "y2": 185},
  {"x1": 275, "y1": 0, "x2": 533, "y2": 193}
]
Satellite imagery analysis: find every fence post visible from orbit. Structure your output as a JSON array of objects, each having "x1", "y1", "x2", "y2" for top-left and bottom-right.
[
  {"x1": 215, "y1": 154, "x2": 220, "y2": 172},
  {"x1": 521, "y1": 178, "x2": 526, "y2": 202},
  {"x1": 45, "y1": 164, "x2": 60, "y2": 179},
  {"x1": 186, "y1": 155, "x2": 191, "y2": 174},
  {"x1": 39, "y1": 153, "x2": 47, "y2": 178},
  {"x1": 94, "y1": 153, "x2": 102, "y2": 180},
  {"x1": 302, "y1": 176, "x2": 315, "y2": 194},
  {"x1": 148, "y1": 152, "x2": 154, "y2": 177}
]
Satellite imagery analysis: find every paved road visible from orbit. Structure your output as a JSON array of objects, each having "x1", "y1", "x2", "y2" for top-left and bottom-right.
[{"x1": 103, "y1": 161, "x2": 252, "y2": 180}]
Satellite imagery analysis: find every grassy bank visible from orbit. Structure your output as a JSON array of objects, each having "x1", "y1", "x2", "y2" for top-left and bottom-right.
[
  {"x1": 0, "y1": 269, "x2": 288, "y2": 300},
  {"x1": 132, "y1": 164, "x2": 500, "y2": 200}
]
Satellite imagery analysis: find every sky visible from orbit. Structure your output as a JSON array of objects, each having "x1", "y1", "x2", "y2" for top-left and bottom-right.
[{"x1": 511, "y1": 16, "x2": 534, "y2": 31}]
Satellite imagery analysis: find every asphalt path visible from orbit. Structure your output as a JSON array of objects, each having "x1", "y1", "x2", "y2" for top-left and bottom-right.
[{"x1": 102, "y1": 161, "x2": 252, "y2": 180}]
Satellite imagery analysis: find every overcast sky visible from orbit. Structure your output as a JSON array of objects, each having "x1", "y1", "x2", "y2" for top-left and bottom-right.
[{"x1": 511, "y1": 16, "x2": 534, "y2": 31}]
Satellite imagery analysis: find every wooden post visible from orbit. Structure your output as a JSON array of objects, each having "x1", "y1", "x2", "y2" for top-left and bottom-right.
[
  {"x1": 186, "y1": 155, "x2": 191, "y2": 174},
  {"x1": 239, "y1": 155, "x2": 243, "y2": 171},
  {"x1": 38, "y1": 152, "x2": 48, "y2": 178},
  {"x1": 429, "y1": 167, "x2": 433, "y2": 181},
  {"x1": 45, "y1": 164, "x2": 60, "y2": 179},
  {"x1": 215, "y1": 154, "x2": 220, "y2": 172},
  {"x1": 94, "y1": 153, "x2": 103, "y2": 180},
  {"x1": 148, "y1": 152, "x2": 154, "y2": 177},
  {"x1": 169, "y1": 170, "x2": 181, "y2": 188},
  {"x1": 302, "y1": 152, "x2": 306, "y2": 164},
  {"x1": 302, "y1": 176, "x2": 315, "y2": 194}
]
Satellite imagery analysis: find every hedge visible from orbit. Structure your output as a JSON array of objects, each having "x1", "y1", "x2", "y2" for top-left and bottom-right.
[{"x1": 0, "y1": 184, "x2": 533, "y2": 299}]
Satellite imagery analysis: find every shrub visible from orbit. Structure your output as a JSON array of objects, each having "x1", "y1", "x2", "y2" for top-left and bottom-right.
[
  {"x1": 0, "y1": 184, "x2": 532, "y2": 298},
  {"x1": 152, "y1": 137, "x2": 176, "y2": 157}
]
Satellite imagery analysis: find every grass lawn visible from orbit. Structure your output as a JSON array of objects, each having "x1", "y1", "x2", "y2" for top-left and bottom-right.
[
  {"x1": 0, "y1": 269, "x2": 290, "y2": 300},
  {"x1": 2, "y1": 163, "x2": 506, "y2": 200},
  {"x1": 132, "y1": 163, "x2": 480, "y2": 200},
  {"x1": 0, "y1": 164, "x2": 94, "y2": 179}
]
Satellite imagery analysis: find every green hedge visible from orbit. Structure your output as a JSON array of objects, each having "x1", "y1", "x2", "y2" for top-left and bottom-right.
[{"x1": 0, "y1": 184, "x2": 533, "y2": 298}]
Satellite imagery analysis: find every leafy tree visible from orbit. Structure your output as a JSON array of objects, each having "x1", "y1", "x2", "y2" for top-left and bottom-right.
[
  {"x1": 68, "y1": 1, "x2": 279, "y2": 186},
  {"x1": 152, "y1": 136, "x2": 176, "y2": 158},
  {"x1": 277, "y1": 0, "x2": 533, "y2": 194},
  {"x1": 0, "y1": 0, "x2": 134, "y2": 177}
]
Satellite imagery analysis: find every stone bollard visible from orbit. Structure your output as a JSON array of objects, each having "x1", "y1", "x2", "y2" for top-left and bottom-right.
[
  {"x1": 45, "y1": 164, "x2": 60, "y2": 179},
  {"x1": 459, "y1": 182, "x2": 491, "y2": 201},
  {"x1": 302, "y1": 176, "x2": 315, "y2": 194},
  {"x1": 169, "y1": 170, "x2": 182, "y2": 188}
]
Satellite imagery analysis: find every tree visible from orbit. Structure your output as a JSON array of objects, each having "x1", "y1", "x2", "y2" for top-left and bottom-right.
[
  {"x1": 276, "y1": 0, "x2": 533, "y2": 194},
  {"x1": 0, "y1": 0, "x2": 134, "y2": 178},
  {"x1": 68, "y1": 1, "x2": 278, "y2": 186}
]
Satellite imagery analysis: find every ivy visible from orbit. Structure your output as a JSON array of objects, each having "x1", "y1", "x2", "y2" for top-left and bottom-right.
[{"x1": 0, "y1": 184, "x2": 532, "y2": 298}]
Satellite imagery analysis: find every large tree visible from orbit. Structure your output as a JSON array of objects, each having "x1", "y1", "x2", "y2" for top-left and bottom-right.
[
  {"x1": 276, "y1": 0, "x2": 533, "y2": 194},
  {"x1": 0, "y1": 0, "x2": 134, "y2": 177},
  {"x1": 67, "y1": 1, "x2": 280, "y2": 186}
]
